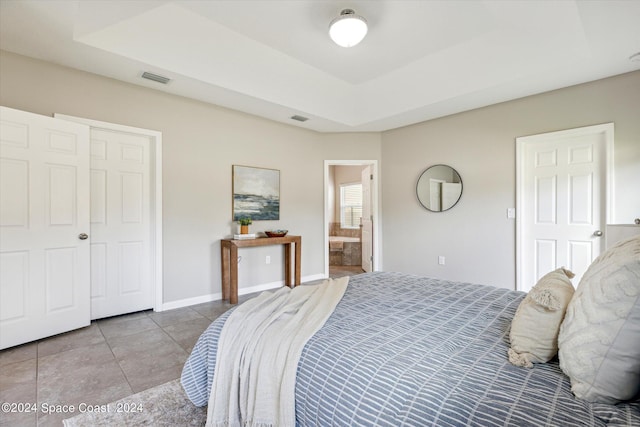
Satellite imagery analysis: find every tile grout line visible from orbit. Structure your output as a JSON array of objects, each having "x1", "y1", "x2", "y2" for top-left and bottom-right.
[
  {"x1": 156, "y1": 307, "x2": 206, "y2": 354},
  {"x1": 105, "y1": 309, "x2": 199, "y2": 394},
  {"x1": 97, "y1": 316, "x2": 138, "y2": 397}
]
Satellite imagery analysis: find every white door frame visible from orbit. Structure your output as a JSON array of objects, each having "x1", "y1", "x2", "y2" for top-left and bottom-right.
[
  {"x1": 54, "y1": 114, "x2": 164, "y2": 312},
  {"x1": 360, "y1": 165, "x2": 373, "y2": 273},
  {"x1": 324, "y1": 160, "x2": 382, "y2": 277},
  {"x1": 515, "y1": 123, "x2": 614, "y2": 291}
]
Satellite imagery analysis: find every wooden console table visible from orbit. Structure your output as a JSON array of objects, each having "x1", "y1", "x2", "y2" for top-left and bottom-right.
[{"x1": 220, "y1": 235, "x2": 301, "y2": 304}]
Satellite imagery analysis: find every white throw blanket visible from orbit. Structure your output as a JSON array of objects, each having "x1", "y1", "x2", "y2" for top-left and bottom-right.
[{"x1": 206, "y1": 277, "x2": 349, "y2": 427}]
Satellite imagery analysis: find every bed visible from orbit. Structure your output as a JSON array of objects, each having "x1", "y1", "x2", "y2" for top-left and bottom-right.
[{"x1": 181, "y1": 270, "x2": 640, "y2": 426}]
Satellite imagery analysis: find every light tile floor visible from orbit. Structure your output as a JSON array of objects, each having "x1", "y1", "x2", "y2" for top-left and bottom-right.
[
  {"x1": 0, "y1": 271, "x2": 361, "y2": 427},
  {"x1": 0, "y1": 295, "x2": 255, "y2": 427},
  {"x1": 329, "y1": 265, "x2": 365, "y2": 278}
]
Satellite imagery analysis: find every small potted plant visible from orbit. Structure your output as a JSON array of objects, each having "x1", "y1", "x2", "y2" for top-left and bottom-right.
[{"x1": 238, "y1": 216, "x2": 252, "y2": 234}]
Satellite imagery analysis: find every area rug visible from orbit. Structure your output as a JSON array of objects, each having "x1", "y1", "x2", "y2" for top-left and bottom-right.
[{"x1": 63, "y1": 379, "x2": 206, "y2": 426}]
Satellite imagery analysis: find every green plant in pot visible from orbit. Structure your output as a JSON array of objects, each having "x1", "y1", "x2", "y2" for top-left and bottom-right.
[{"x1": 238, "y1": 217, "x2": 252, "y2": 234}]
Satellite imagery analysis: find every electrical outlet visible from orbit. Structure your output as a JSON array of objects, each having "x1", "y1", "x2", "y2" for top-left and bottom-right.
[
  {"x1": 265, "y1": 255, "x2": 271, "y2": 265},
  {"x1": 438, "y1": 256, "x2": 445, "y2": 265},
  {"x1": 507, "y1": 208, "x2": 516, "y2": 219}
]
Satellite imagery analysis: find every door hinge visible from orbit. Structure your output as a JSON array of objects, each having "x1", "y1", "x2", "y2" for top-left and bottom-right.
[{"x1": 370, "y1": 174, "x2": 373, "y2": 180}]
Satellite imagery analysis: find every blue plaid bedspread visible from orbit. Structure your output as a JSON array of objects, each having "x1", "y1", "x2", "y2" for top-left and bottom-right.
[{"x1": 181, "y1": 272, "x2": 640, "y2": 426}]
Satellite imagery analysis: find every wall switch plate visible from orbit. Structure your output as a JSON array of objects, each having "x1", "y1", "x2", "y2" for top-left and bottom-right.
[
  {"x1": 507, "y1": 208, "x2": 516, "y2": 219},
  {"x1": 438, "y1": 256, "x2": 445, "y2": 265},
  {"x1": 265, "y1": 255, "x2": 271, "y2": 265}
]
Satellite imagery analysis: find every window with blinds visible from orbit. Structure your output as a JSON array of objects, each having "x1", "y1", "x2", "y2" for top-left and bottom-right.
[{"x1": 340, "y1": 183, "x2": 362, "y2": 229}]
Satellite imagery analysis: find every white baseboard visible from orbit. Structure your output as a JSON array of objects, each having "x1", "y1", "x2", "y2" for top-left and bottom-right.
[
  {"x1": 157, "y1": 273, "x2": 328, "y2": 312},
  {"x1": 159, "y1": 292, "x2": 221, "y2": 312},
  {"x1": 302, "y1": 273, "x2": 326, "y2": 283}
]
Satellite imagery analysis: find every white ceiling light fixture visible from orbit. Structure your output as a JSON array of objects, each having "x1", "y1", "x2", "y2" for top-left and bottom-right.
[{"x1": 329, "y1": 9, "x2": 368, "y2": 48}]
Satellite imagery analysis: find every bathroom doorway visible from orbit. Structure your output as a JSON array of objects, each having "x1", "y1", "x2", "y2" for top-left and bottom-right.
[{"x1": 324, "y1": 160, "x2": 380, "y2": 279}]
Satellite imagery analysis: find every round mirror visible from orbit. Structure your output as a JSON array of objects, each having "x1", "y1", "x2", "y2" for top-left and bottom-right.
[{"x1": 416, "y1": 165, "x2": 463, "y2": 212}]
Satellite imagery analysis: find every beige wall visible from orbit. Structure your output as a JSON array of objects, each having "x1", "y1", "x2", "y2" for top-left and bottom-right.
[
  {"x1": 0, "y1": 51, "x2": 382, "y2": 304},
  {"x1": 2, "y1": 50, "x2": 637, "y2": 300},
  {"x1": 381, "y1": 70, "x2": 640, "y2": 289}
]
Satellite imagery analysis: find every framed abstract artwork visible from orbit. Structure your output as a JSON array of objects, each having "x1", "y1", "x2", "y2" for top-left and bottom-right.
[{"x1": 232, "y1": 165, "x2": 280, "y2": 221}]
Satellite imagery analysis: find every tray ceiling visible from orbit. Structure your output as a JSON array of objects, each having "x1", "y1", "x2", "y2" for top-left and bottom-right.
[{"x1": 1, "y1": 0, "x2": 639, "y2": 132}]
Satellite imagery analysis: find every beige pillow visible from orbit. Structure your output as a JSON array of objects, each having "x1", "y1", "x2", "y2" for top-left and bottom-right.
[
  {"x1": 508, "y1": 268, "x2": 575, "y2": 368},
  {"x1": 558, "y1": 236, "x2": 640, "y2": 404}
]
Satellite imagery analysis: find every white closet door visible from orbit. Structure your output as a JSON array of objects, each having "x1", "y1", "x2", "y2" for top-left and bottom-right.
[
  {"x1": 0, "y1": 106, "x2": 90, "y2": 349},
  {"x1": 517, "y1": 124, "x2": 611, "y2": 292},
  {"x1": 89, "y1": 128, "x2": 152, "y2": 319}
]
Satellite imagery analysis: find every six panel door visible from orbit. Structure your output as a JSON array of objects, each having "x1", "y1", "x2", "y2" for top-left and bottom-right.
[
  {"x1": 519, "y1": 125, "x2": 609, "y2": 292},
  {"x1": 88, "y1": 128, "x2": 153, "y2": 319},
  {"x1": 0, "y1": 106, "x2": 91, "y2": 349}
]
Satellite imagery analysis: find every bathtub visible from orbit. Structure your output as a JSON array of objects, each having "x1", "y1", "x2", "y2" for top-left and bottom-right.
[
  {"x1": 329, "y1": 236, "x2": 362, "y2": 266},
  {"x1": 329, "y1": 236, "x2": 360, "y2": 243}
]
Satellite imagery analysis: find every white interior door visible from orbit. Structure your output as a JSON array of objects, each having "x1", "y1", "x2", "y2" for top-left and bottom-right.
[
  {"x1": 88, "y1": 128, "x2": 153, "y2": 319},
  {"x1": 361, "y1": 166, "x2": 373, "y2": 272},
  {"x1": 0, "y1": 106, "x2": 90, "y2": 349},
  {"x1": 517, "y1": 123, "x2": 613, "y2": 292}
]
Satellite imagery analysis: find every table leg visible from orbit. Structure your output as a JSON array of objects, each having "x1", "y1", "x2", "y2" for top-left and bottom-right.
[
  {"x1": 284, "y1": 243, "x2": 292, "y2": 287},
  {"x1": 230, "y1": 244, "x2": 238, "y2": 304},
  {"x1": 294, "y1": 239, "x2": 301, "y2": 286},
  {"x1": 221, "y1": 242, "x2": 230, "y2": 301}
]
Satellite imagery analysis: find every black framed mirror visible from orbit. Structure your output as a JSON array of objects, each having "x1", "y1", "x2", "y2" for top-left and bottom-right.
[{"x1": 416, "y1": 165, "x2": 463, "y2": 212}]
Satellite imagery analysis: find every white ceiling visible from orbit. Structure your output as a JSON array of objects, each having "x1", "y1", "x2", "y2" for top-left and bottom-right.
[{"x1": 1, "y1": 0, "x2": 639, "y2": 132}]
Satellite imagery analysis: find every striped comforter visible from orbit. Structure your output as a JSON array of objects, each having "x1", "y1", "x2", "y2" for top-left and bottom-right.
[{"x1": 182, "y1": 272, "x2": 640, "y2": 426}]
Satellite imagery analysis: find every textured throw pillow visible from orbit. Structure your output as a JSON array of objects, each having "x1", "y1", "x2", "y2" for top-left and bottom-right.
[
  {"x1": 558, "y1": 236, "x2": 640, "y2": 404},
  {"x1": 508, "y1": 268, "x2": 575, "y2": 368}
]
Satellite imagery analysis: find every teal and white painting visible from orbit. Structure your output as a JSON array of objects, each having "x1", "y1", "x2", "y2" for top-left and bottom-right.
[{"x1": 232, "y1": 165, "x2": 280, "y2": 221}]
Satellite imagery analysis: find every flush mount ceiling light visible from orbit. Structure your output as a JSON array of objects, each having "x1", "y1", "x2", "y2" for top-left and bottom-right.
[{"x1": 329, "y1": 9, "x2": 368, "y2": 48}]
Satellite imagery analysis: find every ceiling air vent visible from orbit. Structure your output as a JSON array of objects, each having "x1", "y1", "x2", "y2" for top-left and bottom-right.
[
  {"x1": 141, "y1": 71, "x2": 171, "y2": 84},
  {"x1": 290, "y1": 115, "x2": 309, "y2": 122}
]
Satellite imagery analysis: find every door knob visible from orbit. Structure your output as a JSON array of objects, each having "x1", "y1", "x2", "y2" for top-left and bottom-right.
[
  {"x1": 78, "y1": 233, "x2": 89, "y2": 240},
  {"x1": 593, "y1": 230, "x2": 603, "y2": 237}
]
